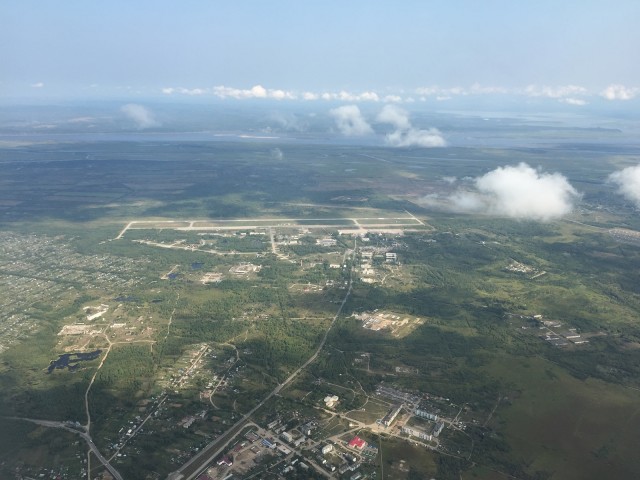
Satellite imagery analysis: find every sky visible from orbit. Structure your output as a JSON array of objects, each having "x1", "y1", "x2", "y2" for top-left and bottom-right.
[{"x1": 2, "y1": 0, "x2": 640, "y2": 105}]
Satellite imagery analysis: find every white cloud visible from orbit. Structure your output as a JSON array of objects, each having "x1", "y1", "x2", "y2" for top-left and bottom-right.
[
  {"x1": 270, "y1": 112, "x2": 307, "y2": 132},
  {"x1": 156, "y1": 83, "x2": 640, "y2": 104},
  {"x1": 609, "y1": 164, "x2": 640, "y2": 207},
  {"x1": 209, "y1": 86, "x2": 384, "y2": 102},
  {"x1": 415, "y1": 83, "x2": 591, "y2": 102},
  {"x1": 162, "y1": 87, "x2": 208, "y2": 95},
  {"x1": 270, "y1": 89, "x2": 296, "y2": 100},
  {"x1": 449, "y1": 163, "x2": 579, "y2": 221},
  {"x1": 321, "y1": 90, "x2": 380, "y2": 102},
  {"x1": 416, "y1": 86, "x2": 468, "y2": 97},
  {"x1": 358, "y1": 91, "x2": 380, "y2": 102},
  {"x1": 249, "y1": 85, "x2": 267, "y2": 98},
  {"x1": 469, "y1": 83, "x2": 509, "y2": 95},
  {"x1": 30, "y1": 82, "x2": 44, "y2": 88},
  {"x1": 386, "y1": 127, "x2": 446, "y2": 147},
  {"x1": 524, "y1": 84, "x2": 588, "y2": 99},
  {"x1": 182, "y1": 87, "x2": 207, "y2": 95},
  {"x1": 601, "y1": 84, "x2": 639, "y2": 100},
  {"x1": 376, "y1": 104, "x2": 445, "y2": 147},
  {"x1": 560, "y1": 98, "x2": 587, "y2": 106},
  {"x1": 448, "y1": 191, "x2": 485, "y2": 211},
  {"x1": 376, "y1": 105, "x2": 411, "y2": 130},
  {"x1": 330, "y1": 105, "x2": 373, "y2": 136},
  {"x1": 211, "y1": 84, "x2": 295, "y2": 100},
  {"x1": 415, "y1": 84, "x2": 507, "y2": 98},
  {"x1": 121, "y1": 104, "x2": 159, "y2": 129},
  {"x1": 383, "y1": 95, "x2": 403, "y2": 103}
]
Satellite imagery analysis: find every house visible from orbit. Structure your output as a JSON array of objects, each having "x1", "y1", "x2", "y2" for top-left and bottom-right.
[
  {"x1": 216, "y1": 455, "x2": 233, "y2": 467},
  {"x1": 322, "y1": 444, "x2": 333, "y2": 455}
]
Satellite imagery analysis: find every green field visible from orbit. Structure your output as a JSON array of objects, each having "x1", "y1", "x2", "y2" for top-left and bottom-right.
[{"x1": 484, "y1": 356, "x2": 640, "y2": 480}]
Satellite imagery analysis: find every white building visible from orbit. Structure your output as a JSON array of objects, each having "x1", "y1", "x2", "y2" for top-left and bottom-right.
[
  {"x1": 402, "y1": 425, "x2": 432, "y2": 442},
  {"x1": 324, "y1": 395, "x2": 339, "y2": 408}
]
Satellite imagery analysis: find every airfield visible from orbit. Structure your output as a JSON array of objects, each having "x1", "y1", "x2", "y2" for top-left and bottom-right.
[{"x1": 115, "y1": 213, "x2": 427, "y2": 240}]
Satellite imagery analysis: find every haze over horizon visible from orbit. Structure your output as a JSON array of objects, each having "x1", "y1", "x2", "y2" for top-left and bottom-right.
[{"x1": 2, "y1": 0, "x2": 640, "y2": 108}]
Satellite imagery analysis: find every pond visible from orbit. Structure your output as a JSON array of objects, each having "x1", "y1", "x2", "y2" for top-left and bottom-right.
[{"x1": 47, "y1": 350, "x2": 102, "y2": 373}]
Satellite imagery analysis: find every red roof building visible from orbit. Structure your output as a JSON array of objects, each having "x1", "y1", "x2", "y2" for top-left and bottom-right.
[{"x1": 348, "y1": 436, "x2": 366, "y2": 449}]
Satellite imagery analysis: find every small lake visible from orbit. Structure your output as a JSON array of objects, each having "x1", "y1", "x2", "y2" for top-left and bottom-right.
[{"x1": 47, "y1": 350, "x2": 102, "y2": 373}]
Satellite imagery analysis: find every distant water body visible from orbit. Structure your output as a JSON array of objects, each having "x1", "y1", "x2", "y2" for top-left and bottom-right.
[{"x1": 2, "y1": 127, "x2": 640, "y2": 150}]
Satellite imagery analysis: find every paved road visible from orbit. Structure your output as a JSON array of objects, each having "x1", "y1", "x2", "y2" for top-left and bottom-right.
[
  {"x1": 169, "y1": 245, "x2": 356, "y2": 480},
  {"x1": 7, "y1": 417, "x2": 123, "y2": 480}
]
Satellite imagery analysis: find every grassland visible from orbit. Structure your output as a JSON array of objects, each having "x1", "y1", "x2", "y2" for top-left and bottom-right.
[{"x1": 481, "y1": 356, "x2": 640, "y2": 479}]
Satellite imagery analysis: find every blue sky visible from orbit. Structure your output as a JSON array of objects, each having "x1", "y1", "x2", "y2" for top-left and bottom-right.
[{"x1": 2, "y1": 0, "x2": 639, "y2": 104}]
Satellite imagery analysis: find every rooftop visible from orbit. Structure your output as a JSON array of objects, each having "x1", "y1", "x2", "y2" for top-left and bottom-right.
[{"x1": 348, "y1": 436, "x2": 366, "y2": 449}]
